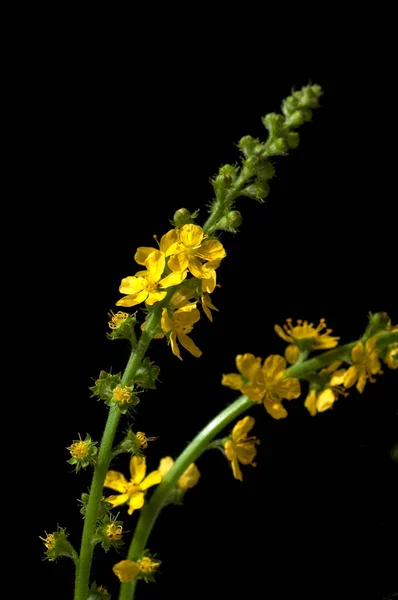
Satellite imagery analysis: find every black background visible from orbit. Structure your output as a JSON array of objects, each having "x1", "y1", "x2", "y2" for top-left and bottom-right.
[{"x1": 28, "y1": 39, "x2": 398, "y2": 600}]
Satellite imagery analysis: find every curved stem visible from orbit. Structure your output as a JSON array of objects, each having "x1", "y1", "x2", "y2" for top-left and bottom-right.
[
  {"x1": 74, "y1": 302, "x2": 166, "y2": 600},
  {"x1": 118, "y1": 395, "x2": 254, "y2": 600}
]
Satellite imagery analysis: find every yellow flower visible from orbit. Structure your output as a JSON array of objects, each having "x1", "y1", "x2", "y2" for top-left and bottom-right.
[
  {"x1": 112, "y1": 385, "x2": 133, "y2": 406},
  {"x1": 108, "y1": 311, "x2": 129, "y2": 329},
  {"x1": 170, "y1": 281, "x2": 219, "y2": 322},
  {"x1": 43, "y1": 532, "x2": 55, "y2": 551},
  {"x1": 161, "y1": 304, "x2": 202, "y2": 360},
  {"x1": 68, "y1": 440, "x2": 89, "y2": 459},
  {"x1": 135, "y1": 431, "x2": 157, "y2": 449},
  {"x1": 167, "y1": 224, "x2": 226, "y2": 279},
  {"x1": 343, "y1": 336, "x2": 382, "y2": 393},
  {"x1": 222, "y1": 353, "x2": 301, "y2": 419},
  {"x1": 158, "y1": 456, "x2": 201, "y2": 490},
  {"x1": 304, "y1": 362, "x2": 348, "y2": 416},
  {"x1": 106, "y1": 523, "x2": 123, "y2": 540},
  {"x1": 134, "y1": 228, "x2": 181, "y2": 264},
  {"x1": 104, "y1": 456, "x2": 162, "y2": 515},
  {"x1": 224, "y1": 416, "x2": 260, "y2": 481},
  {"x1": 116, "y1": 249, "x2": 186, "y2": 308},
  {"x1": 275, "y1": 318, "x2": 339, "y2": 363},
  {"x1": 113, "y1": 557, "x2": 160, "y2": 583}
]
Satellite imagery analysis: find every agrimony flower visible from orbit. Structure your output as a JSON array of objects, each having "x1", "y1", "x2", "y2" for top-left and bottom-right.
[
  {"x1": 274, "y1": 318, "x2": 339, "y2": 363},
  {"x1": 104, "y1": 456, "x2": 162, "y2": 515},
  {"x1": 161, "y1": 304, "x2": 201, "y2": 360},
  {"x1": 158, "y1": 456, "x2": 201, "y2": 490},
  {"x1": 113, "y1": 556, "x2": 160, "y2": 583},
  {"x1": 167, "y1": 224, "x2": 226, "y2": 279},
  {"x1": 224, "y1": 416, "x2": 260, "y2": 481},
  {"x1": 222, "y1": 353, "x2": 301, "y2": 419},
  {"x1": 117, "y1": 249, "x2": 186, "y2": 308},
  {"x1": 343, "y1": 336, "x2": 382, "y2": 393}
]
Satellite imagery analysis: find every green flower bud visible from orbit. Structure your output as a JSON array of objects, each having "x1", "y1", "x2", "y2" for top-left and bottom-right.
[
  {"x1": 287, "y1": 132, "x2": 300, "y2": 149},
  {"x1": 172, "y1": 208, "x2": 199, "y2": 227},
  {"x1": 284, "y1": 110, "x2": 305, "y2": 128},
  {"x1": 267, "y1": 137, "x2": 289, "y2": 156},
  {"x1": 40, "y1": 527, "x2": 76, "y2": 562},
  {"x1": 237, "y1": 135, "x2": 262, "y2": 158},
  {"x1": 216, "y1": 210, "x2": 243, "y2": 232},
  {"x1": 134, "y1": 357, "x2": 160, "y2": 389},
  {"x1": 212, "y1": 164, "x2": 239, "y2": 194},
  {"x1": 262, "y1": 113, "x2": 285, "y2": 137},
  {"x1": 364, "y1": 312, "x2": 391, "y2": 339},
  {"x1": 79, "y1": 494, "x2": 113, "y2": 519},
  {"x1": 241, "y1": 180, "x2": 270, "y2": 202},
  {"x1": 67, "y1": 434, "x2": 98, "y2": 471},
  {"x1": 255, "y1": 160, "x2": 275, "y2": 180}
]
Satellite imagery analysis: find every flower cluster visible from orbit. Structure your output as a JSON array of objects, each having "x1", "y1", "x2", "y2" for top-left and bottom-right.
[{"x1": 116, "y1": 224, "x2": 226, "y2": 359}]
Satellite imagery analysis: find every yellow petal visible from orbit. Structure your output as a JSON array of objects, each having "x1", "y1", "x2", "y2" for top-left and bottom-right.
[
  {"x1": 241, "y1": 382, "x2": 266, "y2": 403},
  {"x1": 304, "y1": 390, "x2": 317, "y2": 416},
  {"x1": 187, "y1": 256, "x2": 212, "y2": 279},
  {"x1": 179, "y1": 224, "x2": 204, "y2": 248},
  {"x1": 158, "y1": 456, "x2": 174, "y2": 477},
  {"x1": 202, "y1": 270, "x2": 216, "y2": 294},
  {"x1": 170, "y1": 330, "x2": 182, "y2": 360},
  {"x1": 231, "y1": 456, "x2": 243, "y2": 481},
  {"x1": 170, "y1": 287, "x2": 195, "y2": 309},
  {"x1": 178, "y1": 333, "x2": 202, "y2": 357},
  {"x1": 159, "y1": 270, "x2": 187, "y2": 288},
  {"x1": 263, "y1": 355, "x2": 287, "y2": 381},
  {"x1": 273, "y1": 377, "x2": 301, "y2": 401},
  {"x1": 356, "y1": 373, "x2": 367, "y2": 394},
  {"x1": 144, "y1": 249, "x2": 165, "y2": 282},
  {"x1": 232, "y1": 416, "x2": 255, "y2": 442},
  {"x1": 127, "y1": 492, "x2": 145, "y2": 515},
  {"x1": 176, "y1": 302, "x2": 199, "y2": 313},
  {"x1": 178, "y1": 463, "x2": 201, "y2": 490},
  {"x1": 236, "y1": 354, "x2": 262, "y2": 380},
  {"x1": 168, "y1": 252, "x2": 189, "y2": 273},
  {"x1": 263, "y1": 398, "x2": 288, "y2": 420},
  {"x1": 196, "y1": 239, "x2": 226, "y2": 262},
  {"x1": 316, "y1": 388, "x2": 336, "y2": 412},
  {"x1": 222, "y1": 373, "x2": 243, "y2": 390},
  {"x1": 274, "y1": 324, "x2": 292, "y2": 343},
  {"x1": 224, "y1": 439, "x2": 236, "y2": 462},
  {"x1": 175, "y1": 308, "x2": 201, "y2": 328},
  {"x1": 113, "y1": 560, "x2": 141, "y2": 583},
  {"x1": 119, "y1": 276, "x2": 146, "y2": 295},
  {"x1": 129, "y1": 455, "x2": 146, "y2": 484},
  {"x1": 351, "y1": 342, "x2": 364, "y2": 364},
  {"x1": 329, "y1": 369, "x2": 346, "y2": 386},
  {"x1": 146, "y1": 290, "x2": 167, "y2": 305},
  {"x1": 235, "y1": 442, "x2": 258, "y2": 465},
  {"x1": 104, "y1": 470, "x2": 129, "y2": 493},
  {"x1": 369, "y1": 355, "x2": 382, "y2": 375},
  {"x1": 116, "y1": 289, "x2": 148, "y2": 307},
  {"x1": 160, "y1": 228, "x2": 180, "y2": 255},
  {"x1": 134, "y1": 247, "x2": 156, "y2": 266},
  {"x1": 161, "y1": 308, "x2": 174, "y2": 333},
  {"x1": 140, "y1": 469, "x2": 162, "y2": 490},
  {"x1": 106, "y1": 493, "x2": 129, "y2": 508},
  {"x1": 343, "y1": 365, "x2": 358, "y2": 389},
  {"x1": 285, "y1": 344, "x2": 300, "y2": 364}
]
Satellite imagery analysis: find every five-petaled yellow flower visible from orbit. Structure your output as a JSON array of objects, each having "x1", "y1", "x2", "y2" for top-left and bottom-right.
[
  {"x1": 161, "y1": 304, "x2": 202, "y2": 360},
  {"x1": 113, "y1": 557, "x2": 160, "y2": 583},
  {"x1": 158, "y1": 456, "x2": 201, "y2": 490},
  {"x1": 167, "y1": 224, "x2": 226, "y2": 279},
  {"x1": 117, "y1": 249, "x2": 186, "y2": 308},
  {"x1": 222, "y1": 353, "x2": 301, "y2": 419},
  {"x1": 274, "y1": 318, "x2": 339, "y2": 364},
  {"x1": 343, "y1": 336, "x2": 382, "y2": 393},
  {"x1": 224, "y1": 416, "x2": 260, "y2": 481},
  {"x1": 104, "y1": 456, "x2": 162, "y2": 515}
]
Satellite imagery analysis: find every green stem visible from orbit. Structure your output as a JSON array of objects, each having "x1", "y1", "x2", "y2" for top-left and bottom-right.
[
  {"x1": 203, "y1": 167, "x2": 252, "y2": 233},
  {"x1": 74, "y1": 302, "x2": 166, "y2": 600},
  {"x1": 118, "y1": 395, "x2": 254, "y2": 600}
]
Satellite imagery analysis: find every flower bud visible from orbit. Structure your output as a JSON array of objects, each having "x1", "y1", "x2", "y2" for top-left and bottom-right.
[
  {"x1": 173, "y1": 208, "x2": 196, "y2": 227},
  {"x1": 216, "y1": 210, "x2": 243, "y2": 232},
  {"x1": 212, "y1": 164, "x2": 239, "y2": 195},
  {"x1": 241, "y1": 180, "x2": 270, "y2": 202},
  {"x1": 262, "y1": 113, "x2": 285, "y2": 137},
  {"x1": 287, "y1": 132, "x2": 300, "y2": 149}
]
